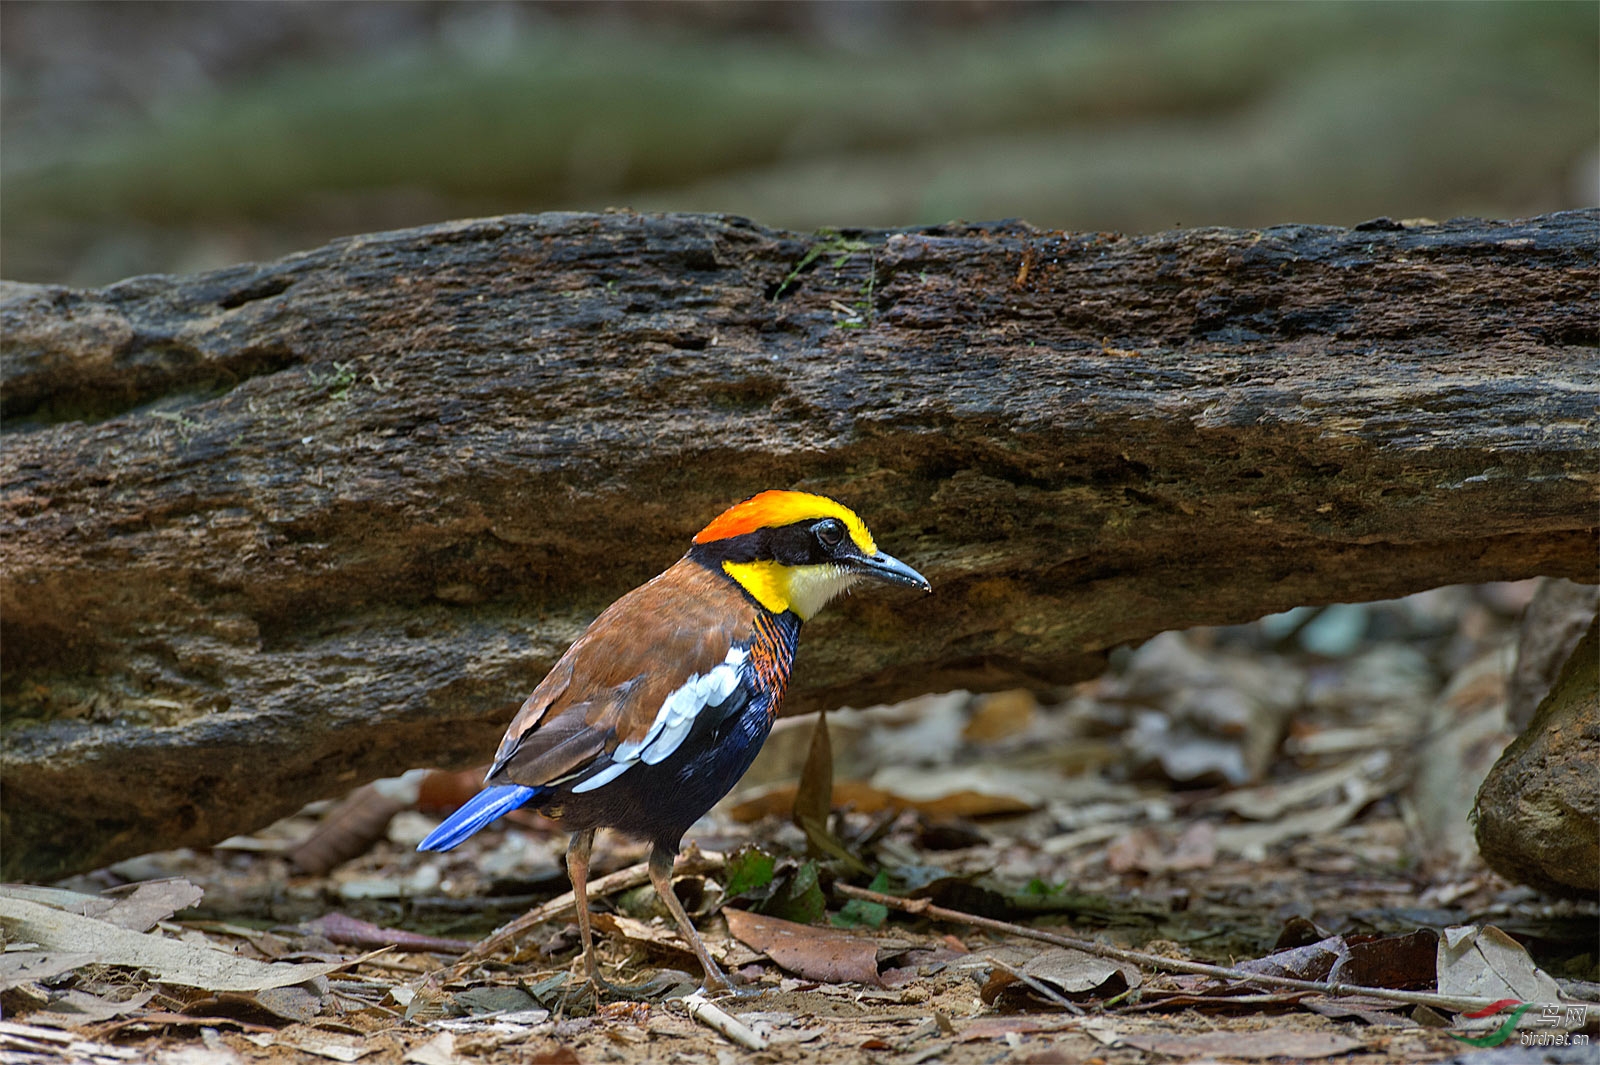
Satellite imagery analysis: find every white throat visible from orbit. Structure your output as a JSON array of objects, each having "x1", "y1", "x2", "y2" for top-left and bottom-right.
[{"x1": 786, "y1": 564, "x2": 861, "y2": 621}]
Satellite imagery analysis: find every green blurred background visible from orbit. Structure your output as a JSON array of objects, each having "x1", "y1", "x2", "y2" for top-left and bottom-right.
[{"x1": 2, "y1": 0, "x2": 1595, "y2": 286}]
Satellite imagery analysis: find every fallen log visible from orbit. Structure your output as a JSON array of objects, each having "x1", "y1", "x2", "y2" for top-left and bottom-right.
[{"x1": 3, "y1": 210, "x2": 1596, "y2": 881}]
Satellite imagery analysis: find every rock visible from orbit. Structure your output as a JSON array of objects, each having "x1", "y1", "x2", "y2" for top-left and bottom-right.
[
  {"x1": 1508, "y1": 578, "x2": 1600, "y2": 730},
  {"x1": 1475, "y1": 615, "x2": 1599, "y2": 897}
]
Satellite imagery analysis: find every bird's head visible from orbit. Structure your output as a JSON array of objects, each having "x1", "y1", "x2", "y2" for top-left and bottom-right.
[{"x1": 688, "y1": 490, "x2": 931, "y2": 620}]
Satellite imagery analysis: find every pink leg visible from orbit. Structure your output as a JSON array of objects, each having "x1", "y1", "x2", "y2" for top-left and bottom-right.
[{"x1": 649, "y1": 844, "x2": 730, "y2": 991}]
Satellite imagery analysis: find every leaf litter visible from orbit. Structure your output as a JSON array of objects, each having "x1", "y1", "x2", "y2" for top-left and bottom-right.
[{"x1": 7, "y1": 581, "x2": 1597, "y2": 1063}]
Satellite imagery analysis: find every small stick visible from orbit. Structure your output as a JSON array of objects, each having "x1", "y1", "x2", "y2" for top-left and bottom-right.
[
  {"x1": 454, "y1": 863, "x2": 646, "y2": 966},
  {"x1": 836, "y1": 883, "x2": 1598, "y2": 1015},
  {"x1": 682, "y1": 991, "x2": 768, "y2": 1050},
  {"x1": 453, "y1": 850, "x2": 724, "y2": 967}
]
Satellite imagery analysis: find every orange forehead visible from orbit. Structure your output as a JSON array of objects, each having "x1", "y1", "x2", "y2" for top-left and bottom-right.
[{"x1": 694, "y1": 490, "x2": 877, "y2": 554}]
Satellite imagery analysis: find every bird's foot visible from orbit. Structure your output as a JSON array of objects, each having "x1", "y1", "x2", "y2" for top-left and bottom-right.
[
  {"x1": 561, "y1": 968, "x2": 696, "y2": 1010},
  {"x1": 701, "y1": 980, "x2": 764, "y2": 1001},
  {"x1": 603, "y1": 969, "x2": 695, "y2": 1000},
  {"x1": 690, "y1": 963, "x2": 765, "y2": 1000}
]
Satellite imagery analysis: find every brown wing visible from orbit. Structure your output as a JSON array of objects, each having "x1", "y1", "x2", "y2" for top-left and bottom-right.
[{"x1": 485, "y1": 558, "x2": 758, "y2": 788}]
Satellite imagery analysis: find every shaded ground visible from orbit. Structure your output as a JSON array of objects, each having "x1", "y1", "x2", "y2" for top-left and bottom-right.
[{"x1": 7, "y1": 580, "x2": 1596, "y2": 1063}]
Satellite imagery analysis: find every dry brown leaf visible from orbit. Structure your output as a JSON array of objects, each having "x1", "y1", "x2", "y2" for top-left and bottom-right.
[
  {"x1": 1407, "y1": 648, "x2": 1515, "y2": 871},
  {"x1": 307, "y1": 913, "x2": 473, "y2": 954},
  {"x1": 1329, "y1": 929, "x2": 1439, "y2": 989},
  {"x1": 271, "y1": 1027, "x2": 375, "y2": 1062},
  {"x1": 728, "y1": 776, "x2": 1035, "y2": 822},
  {"x1": 982, "y1": 946, "x2": 1141, "y2": 1007},
  {"x1": 1118, "y1": 632, "x2": 1295, "y2": 784},
  {"x1": 1213, "y1": 781, "x2": 1374, "y2": 861},
  {"x1": 1107, "y1": 818, "x2": 1216, "y2": 869},
  {"x1": 1236, "y1": 929, "x2": 1437, "y2": 990},
  {"x1": 289, "y1": 781, "x2": 413, "y2": 875},
  {"x1": 1207, "y1": 754, "x2": 1383, "y2": 821},
  {"x1": 99, "y1": 1012, "x2": 277, "y2": 1036},
  {"x1": 1108, "y1": 822, "x2": 1218, "y2": 874},
  {"x1": 0, "y1": 951, "x2": 100, "y2": 991},
  {"x1": 0, "y1": 879, "x2": 204, "y2": 935},
  {"x1": 723, "y1": 908, "x2": 881, "y2": 986},
  {"x1": 963, "y1": 689, "x2": 1038, "y2": 742},
  {"x1": 791, "y1": 707, "x2": 868, "y2": 871},
  {"x1": 957, "y1": 1016, "x2": 1079, "y2": 1042},
  {"x1": 591, "y1": 911, "x2": 725, "y2": 965},
  {"x1": 1024, "y1": 948, "x2": 1142, "y2": 993},
  {"x1": 1106, "y1": 827, "x2": 1160, "y2": 873},
  {"x1": 793, "y1": 707, "x2": 834, "y2": 833},
  {"x1": 153, "y1": 1044, "x2": 243, "y2": 1065},
  {"x1": 403, "y1": 1032, "x2": 462, "y2": 1065},
  {"x1": 225, "y1": 985, "x2": 324, "y2": 1024},
  {"x1": 1121, "y1": 1030, "x2": 1366, "y2": 1059},
  {"x1": 1164, "y1": 820, "x2": 1218, "y2": 871},
  {"x1": 0, "y1": 1020, "x2": 142, "y2": 1061},
  {"x1": 522, "y1": 1047, "x2": 580, "y2": 1065},
  {"x1": 0, "y1": 896, "x2": 343, "y2": 991},
  {"x1": 1438, "y1": 924, "x2": 1563, "y2": 1003},
  {"x1": 1302, "y1": 995, "x2": 1410, "y2": 1026},
  {"x1": 869, "y1": 764, "x2": 1045, "y2": 815},
  {"x1": 100, "y1": 879, "x2": 206, "y2": 931},
  {"x1": 22, "y1": 988, "x2": 157, "y2": 1028},
  {"x1": 0, "y1": 885, "x2": 120, "y2": 921}
]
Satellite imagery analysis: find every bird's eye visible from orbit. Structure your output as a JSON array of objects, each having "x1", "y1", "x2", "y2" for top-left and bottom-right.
[{"x1": 815, "y1": 519, "x2": 845, "y2": 548}]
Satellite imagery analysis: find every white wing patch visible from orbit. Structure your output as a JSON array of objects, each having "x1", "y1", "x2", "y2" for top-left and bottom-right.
[{"x1": 569, "y1": 647, "x2": 748, "y2": 794}]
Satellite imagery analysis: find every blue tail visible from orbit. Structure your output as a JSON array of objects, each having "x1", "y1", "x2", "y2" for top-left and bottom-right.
[{"x1": 417, "y1": 784, "x2": 542, "y2": 851}]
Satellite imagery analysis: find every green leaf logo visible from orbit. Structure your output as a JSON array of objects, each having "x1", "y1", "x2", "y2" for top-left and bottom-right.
[{"x1": 1450, "y1": 1000, "x2": 1531, "y2": 1048}]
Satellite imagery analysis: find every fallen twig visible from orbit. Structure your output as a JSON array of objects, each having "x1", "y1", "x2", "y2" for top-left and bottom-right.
[
  {"x1": 984, "y1": 955, "x2": 1086, "y2": 1015},
  {"x1": 311, "y1": 912, "x2": 475, "y2": 955},
  {"x1": 682, "y1": 991, "x2": 768, "y2": 1050},
  {"x1": 836, "y1": 884, "x2": 1598, "y2": 1015},
  {"x1": 452, "y1": 849, "x2": 724, "y2": 967}
]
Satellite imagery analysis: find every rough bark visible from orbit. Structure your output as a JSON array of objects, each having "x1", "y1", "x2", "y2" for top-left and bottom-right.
[
  {"x1": 1476, "y1": 616, "x2": 1600, "y2": 898},
  {"x1": 3, "y1": 209, "x2": 1597, "y2": 882}
]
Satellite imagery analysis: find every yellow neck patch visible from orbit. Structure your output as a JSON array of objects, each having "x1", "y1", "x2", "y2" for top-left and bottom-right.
[
  {"x1": 695, "y1": 490, "x2": 877, "y2": 556},
  {"x1": 723, "y1": 560, "x2": 861, "y2": 621}
]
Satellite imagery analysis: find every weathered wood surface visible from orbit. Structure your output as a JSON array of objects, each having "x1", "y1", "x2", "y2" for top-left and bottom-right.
[{"x1": 3, "y1": 210, "x2": 1597, "y2": 881}]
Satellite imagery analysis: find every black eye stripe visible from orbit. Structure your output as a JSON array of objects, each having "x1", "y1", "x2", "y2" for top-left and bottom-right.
[{"x1": 688, "y1": 517, "x2": 852, "y2": 570}]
